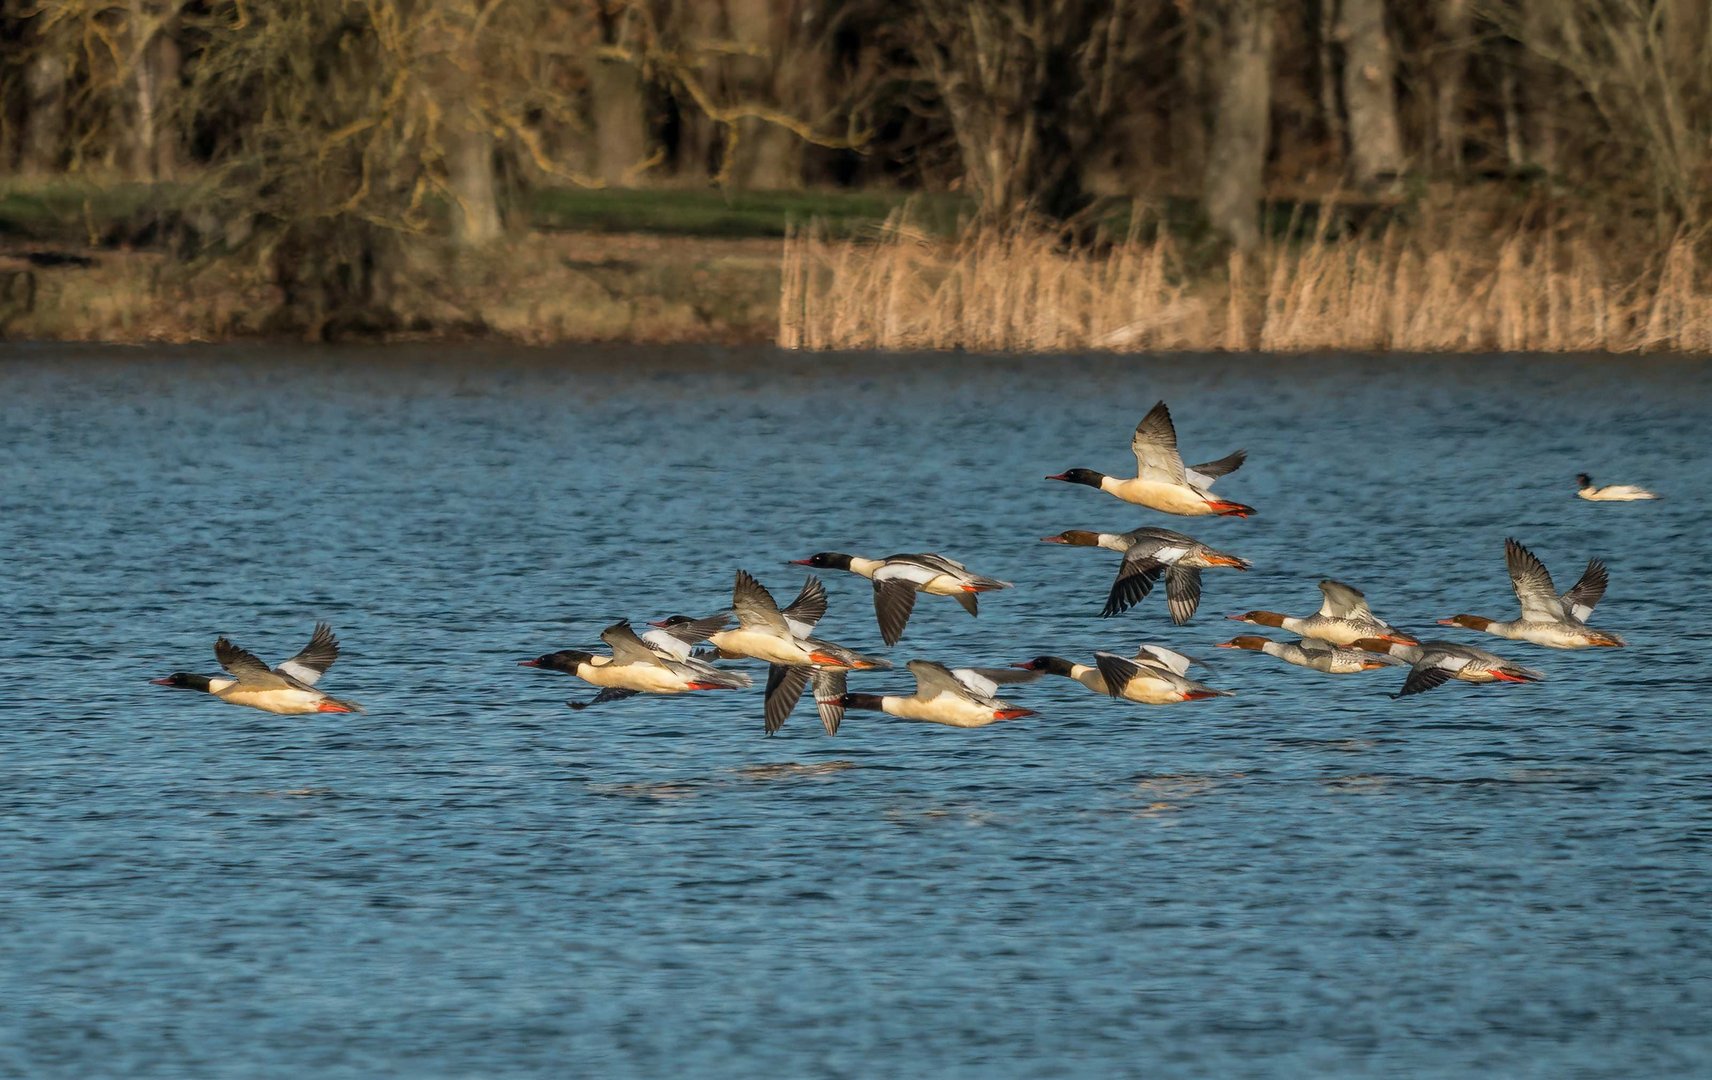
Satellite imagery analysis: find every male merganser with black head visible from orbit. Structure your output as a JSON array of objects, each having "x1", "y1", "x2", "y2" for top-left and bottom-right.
[
  {"x1": 1576, "y1": 473, "x2": 1658, "y2": 501},
  {"x1": 152, "y1": 623, "x2": 363, "y2": 714},
  {"x1": 1046, "y1": 400, "x2": 1254, "y2": 517},
  {"x1": 1012, "y1": 644, "x2": 1220, "y2": 703},
  {"x1": 1216, "y1": 635, "x2": 1402, "y2": 674},
  {"x1": 520, "y1": 620, "x2": 752, "y2": 709},
  {"x1": 1042, "y1": 526, "x2": 1250, "y2": 621},
  {"x1": 1350, "y1": 638, "x2": 1545, "y2": 698},
  {"x1": 1438, "y1": 539, "x2": 1625, "y2": 649},
  {"x1": 839, "y1": 660, "x2": 1037, "y2": 728},
  {"x1": 1230, "y1": 580, "x2": 1418, "y2": 648},
  {"x1": 789, "y1": 551, "x2": 1012, "y2": 646}
]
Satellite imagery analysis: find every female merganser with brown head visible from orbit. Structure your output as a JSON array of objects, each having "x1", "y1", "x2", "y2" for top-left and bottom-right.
[
  {"x1": 152, "y1": 623, "x2": 363, "y2": 714},
  {"x1": 1041, "y1": 526, "x2": 1250, "y2": 621},
  {"x1": 789, "y1": 551, "x2": 1012, "y2": 646},
  {"x1": 1216, "y1": 635, "x2": 1402, "y2": 674},
  {"x1": 1350, "y1": 638, "x2": 1545, "y2": 698},
  {"x1": 1230, "y1": 580, "x2": 1418, "y2": 648},
  {"x1": 839, "y1": 660, "x2": 1037, "y2": 728},
  {"x1": 658, "y1": 572, "x2": 887, "y2": 733},
  {"x1": 1012, "y1": 644, "x2": 1222, "y2": 703},
  {"x1": 520, "y1": 620, "x2": 753, "y2": 709},
  {"x1": 1576, "y1": 473, "x2": 1658, "y2": 501},
  {"x1": 1438, "y1": 539, "x2": 1625, "y2": 649},
  {"x1": 1046, "y1": 400, "x2": 1254, "y2": 517}
]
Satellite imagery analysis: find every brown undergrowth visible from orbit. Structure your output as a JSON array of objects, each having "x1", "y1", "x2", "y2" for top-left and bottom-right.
[{"x1": 779, "y1": 211, "x2": 1712, "y2": 353}]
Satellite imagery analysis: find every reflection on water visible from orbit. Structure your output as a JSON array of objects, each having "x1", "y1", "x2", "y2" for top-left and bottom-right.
[{"x1": 3, "y1": 345, "x2": 1710, "y2": 1076}]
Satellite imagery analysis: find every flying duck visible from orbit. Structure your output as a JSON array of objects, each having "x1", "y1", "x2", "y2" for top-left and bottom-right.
[
  {"x1": 520, "y1": 620, "x2": 753, "y2": 709},
  {"x1": 838, "y1": 660, "x2": 1038, "y2": 728},
  {"x1": 151, "y1": 623, "x2": 363, "y2": 714},
  {"x1": 1438, "y1": 539, "x2": 1625, "y2": 648},
  {"x1": 1230, "y1": 580, "x2": 1418, "y2": 648},
  {"x1": 789, "y1": 551, "x2": 1013, "y2": 646},
  {"x1": 1041, "y1": 526, "x2": 1250, "y2": 621},
  {"x1": 1046, "y1": 400, "x2": 1254, "y2": 517}
]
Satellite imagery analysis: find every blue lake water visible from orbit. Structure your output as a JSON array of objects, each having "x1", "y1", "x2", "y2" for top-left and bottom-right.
[{"x1": 3, "y1": 344, "x2": 1710, "y2": 1077}]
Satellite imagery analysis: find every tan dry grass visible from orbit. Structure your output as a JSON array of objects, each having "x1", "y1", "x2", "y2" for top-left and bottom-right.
[{"x1": 780, "y1": 215, "x2": 1712, "y2": 353}]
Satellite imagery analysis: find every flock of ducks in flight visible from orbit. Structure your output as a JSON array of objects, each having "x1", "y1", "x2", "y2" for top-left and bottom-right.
[{"x1": 151, "y1": 402, "x2": 1660, "y2": 733}]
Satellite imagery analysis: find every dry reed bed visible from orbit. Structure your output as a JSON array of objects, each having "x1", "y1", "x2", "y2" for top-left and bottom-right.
[{"x1": 779, "y1": 216, "x2": 1712, "y2": 353}]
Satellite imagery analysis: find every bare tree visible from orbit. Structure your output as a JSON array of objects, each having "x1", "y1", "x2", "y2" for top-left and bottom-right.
[
  {"x1": 1337, "y1": 0, "x2": 1405, "y2": 186},
  {"x1": 1204, "y1": 0, "x2": 1276, "y2": 251}
]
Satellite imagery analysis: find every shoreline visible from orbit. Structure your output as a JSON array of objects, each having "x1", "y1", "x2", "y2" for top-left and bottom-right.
[{"x1": 5, "y1": 224, "x2": 1712, "y2": 355}]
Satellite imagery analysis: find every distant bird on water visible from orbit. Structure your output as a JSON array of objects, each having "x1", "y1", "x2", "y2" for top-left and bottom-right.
[{"x1": 1576, "y1": 473, "x2": 1658, "y2": 501}]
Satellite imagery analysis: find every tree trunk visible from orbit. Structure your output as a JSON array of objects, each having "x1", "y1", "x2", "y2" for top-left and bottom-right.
[
  {"x1": 20, "y1": 53, "x2": 67, "y2": 177},
  {"x1": 722, "y1": 0, "x2": 801, "y2": 189},
  {"x1": 1204, "y1": 0, "x2": 1275, "y2": 252},
  {"x1": 1431, "y1": 0, "x2": 1469, "y2": 172},
  {"x1": 1517, "y1": 0, "x2": 1559, "y2": 173},
  {"x1": 1173, "y1": 2, "x2": 1212, "y2": 186},
  {"x1": 587, "y1": 59, "x2": 649, "y2": 186},
  {"x1": 448, "y1": 119, "x2": 502, "y2": 245},
  {"x1": 1337, "y1": 0, "x2": 1403, "y2": 187}
]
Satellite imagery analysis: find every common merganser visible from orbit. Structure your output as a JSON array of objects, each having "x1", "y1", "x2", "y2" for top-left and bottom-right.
[
  {"x1": 519, "y1": 620, "x2": 753, "y2": 708},
  {"x1": 695, "y1": 571, "x2": 888, "y2": 734},
  {"x1": 1576, "y1": 473, "x2": 1658, "y2": 501},
  {"x1": 650, "y1": 577, "x2": 827, "y2": 655},
  {"x1": 1230, "y1": 580, "x2": 1418, "y2": 648},
  {"x1": 1011, "y1": 644, "x2": 1217, "y2": 702},
  {"x1": 839, "y1": 660, "x2": 1037, "y2": 728},
  {"x1": 1046, "y1": 401, "x2": 1254, "y2": 517},
  {"x1": 1350, "y1": 638, "x2": 1545, "y2": 698},
  {"x1": 1092, "y1": 650, "x2": 1230, "y2": 704},
  {"x1": 1438, "y1": 539, "x2": 1625, "y2": 649},
  {"x1": 152, "y1": 624, "x2": 363, "y2": 714},
  {"x1": 1041, "y1": 527, "x2": 1250, "y2": 621},
  {"x1": 789, "y1": 552, "x2": 1013, "y2": 646},
  {"x1": 1216, "y1": 635, "x2": 1402, "y2": 673}
]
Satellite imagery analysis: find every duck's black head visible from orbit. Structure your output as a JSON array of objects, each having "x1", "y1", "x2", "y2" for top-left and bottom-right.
[
  {"x1": 649, "y1": 615, "x2": 695, "y2": 628},
  {"x1": 1012, "y1": 656, "x2": 1076, "y2": 678},
  {"x1": 790, "y1": 553, "x2": 853, "y2": 571},
  {"x1": 519, "y1": 650, "x2": 593, "y2": 673},
  {"x1": 838, "y1": 692, "x2": 885, "y2": 712},
  {"x1": 151, "y1": 672, "x2": 213, "y2": 691},
  {"x1": 1045, "y1": 468, "x2": 1105, "y2": 489},
  {"x1": 1576, "y1": 473, "x2": 1593, "y2": 488}
]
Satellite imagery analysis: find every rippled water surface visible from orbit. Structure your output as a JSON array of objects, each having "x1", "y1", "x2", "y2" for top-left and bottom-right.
[{"x1": 4, "y1": 345, "x2": 1710, "y2": 1077}]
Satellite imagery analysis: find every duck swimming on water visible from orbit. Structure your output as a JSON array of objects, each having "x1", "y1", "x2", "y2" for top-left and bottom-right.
[{"x1": 1575, "y1": 473, "x2": 1658, "y2": 501}]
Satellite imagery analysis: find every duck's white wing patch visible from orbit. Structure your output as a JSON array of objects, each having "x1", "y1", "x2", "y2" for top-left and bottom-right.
[
  {"x1": 781, "y1": 576, "x2": 828, "y2": 637},
  {"x1": 1133, "y1": 645, "x2": 1193, "y2": 675},
  {"x1": 274, "y1": 622, "x2": 339, "y2": 686},
  {"x1": 1559, "y1": 558, "x2": 1608, "y2": 621},
  {"x1": 1317, "y1": 580, "x2": 1373, "y2": 619},
  {"x1": 1184, "y1": 449, "x2": 1246, "y2": 488}
]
